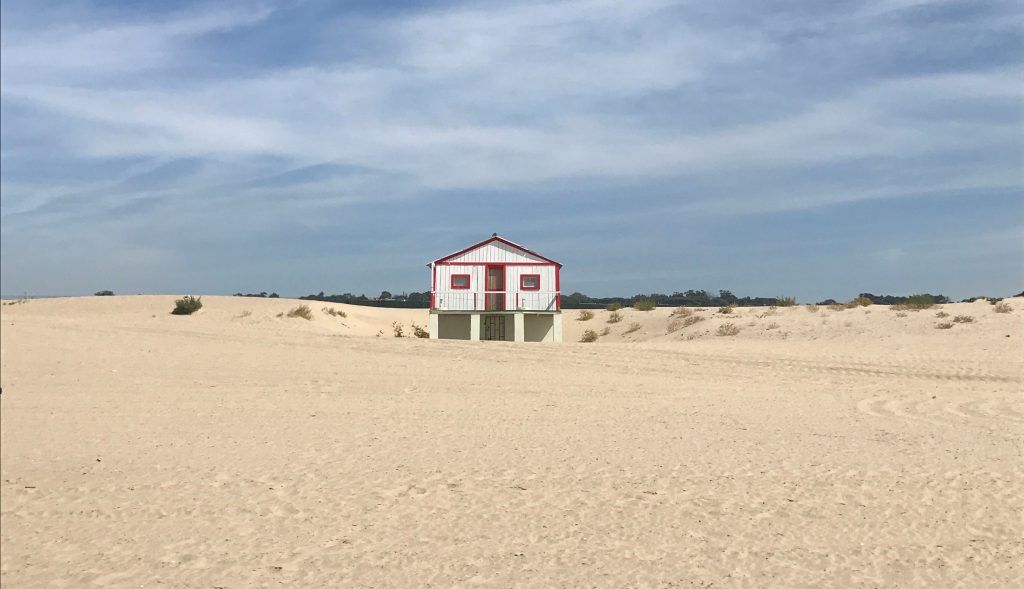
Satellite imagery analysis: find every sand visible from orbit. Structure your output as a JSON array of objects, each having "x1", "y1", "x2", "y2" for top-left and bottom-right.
[{"x1": 1, "y1": 295, "x2": 1021, "y2": 587}]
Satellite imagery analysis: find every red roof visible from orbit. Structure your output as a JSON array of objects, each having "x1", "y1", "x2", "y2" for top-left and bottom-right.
[{"x1": 429, "y1": 235, "x2": 562, "y2": 267}]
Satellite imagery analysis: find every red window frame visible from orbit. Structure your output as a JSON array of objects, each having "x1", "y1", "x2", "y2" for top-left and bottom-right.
[
  {"x1": 520, "y1": 274, "x2": 540, "y2": 291},
  {"x1": 450, "y1": 274, "x2": 471, "y2": 289}
]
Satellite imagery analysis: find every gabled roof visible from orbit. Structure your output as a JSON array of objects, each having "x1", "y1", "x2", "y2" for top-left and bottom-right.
[{"x1": 429, "y1": 234, "x2": 562, "y2": 267}]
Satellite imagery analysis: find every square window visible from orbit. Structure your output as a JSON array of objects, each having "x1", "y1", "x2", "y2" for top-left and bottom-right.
[
  {"x1": 451, "y1": 274, "x2": 470, "y2": 289},
  {"x1": 520, "y1": 274, "x2": 540, "y2": 290}
]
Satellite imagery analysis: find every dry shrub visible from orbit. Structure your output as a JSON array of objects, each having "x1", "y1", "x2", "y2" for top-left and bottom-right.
[
  {"x1": 894, "y1": 294, "x2": 936, "y2": 311},
  {"x1": 681, "y1": 315, "x2": 705, "y2": 328},
  {"x1": 634, "y1": 298, "x2": 657, "y2": 311},
  {"x1": 411, "y1": 323, "x2": 429, "y2": 338},
  {"x1": 952, "y1": 315, "x2": 974, "y2": 324},
  {"x1": 993, "y1": 301, "x2": 1012, "y2": 313},
  {"x1": 580, "y1": 329, "x2": 599, "y2": 342},
  {"x1": 667, "y1": 319, "x2": 683, "y2": 334},
  {"x1": 286, "y1": 305, "x2": 313, "y2": 320},
  {"x1": 806, "y1": 304, "x2": 819, "y2": 313},
  {"x1": 624, "y1": 322, "x2": 641, "y2": 334},
  {"x1": 776, "y1": 296, "x2": 796, "y2": 307},
  {"x1": 606, "y1": 303, "x2": 621, "y2": 312},
  {"x1": 391, "y1": 321, "x2": 404, "y2": 337},
  {"x1": 935, "y1": 322, "x2": 954, "y2": 330},
  {"x1": 670, "y1": 306, "x2": 693, "y2": 317},
  {"x1": 766, "y1": 322, "x2": 780, "y2": 330},
  {"x1": 895, "y1": 312, "x2": 908, "y2": 318},
  {"x1": 717, "y1": 305, "x2": 734, "y2": 314},
  {"x1": 828, "y1": 304, "x2": 846, "y2": 312},
  {"x1": 935, "y1": 311, "x2": 949, "y2": 318},
  {"x1": 607, "y1": 311, "x2": 623, "y2": 324},
  {"x1": 847, "y1": 296, "x2": 873, "y2": 308},
  {"x1": 322, "y1": 307, "x2": 347, "y2": 318},
  {"x1": 716, "y1": 322, "x2": 741, "y2": 336},
  {"x1": 577, "y1": 310, "x2": 594, "y2": 321}
]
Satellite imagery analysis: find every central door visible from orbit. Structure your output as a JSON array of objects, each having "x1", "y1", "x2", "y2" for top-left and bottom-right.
[
  {"x1": 483, "y1": 315, "x2": 506, "y2": 341},
  {"x1": 485, "y1": 265, "x2": 505, "y2": 311}
]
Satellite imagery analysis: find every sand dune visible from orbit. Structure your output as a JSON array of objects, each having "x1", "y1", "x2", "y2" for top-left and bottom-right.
[{"x1": 1, "y1": 295, "x2": 1022, "y2": 587}]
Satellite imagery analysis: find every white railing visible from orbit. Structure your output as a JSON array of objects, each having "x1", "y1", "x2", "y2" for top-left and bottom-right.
[{"x1": 432, "y1": 290, "x2": 560, "y2": 312}]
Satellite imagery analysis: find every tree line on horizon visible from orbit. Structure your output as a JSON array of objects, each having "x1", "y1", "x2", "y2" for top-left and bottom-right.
[{"x1": 283, "y1": 289, "x2": 1015, "y2": 309}]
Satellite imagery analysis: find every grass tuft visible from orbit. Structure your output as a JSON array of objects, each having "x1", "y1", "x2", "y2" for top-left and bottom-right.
[
  {"x1": 776, "y1": 296, "x2": 796, "y2": 307},
  {"x1": 952, "y1": 315, "x2": 974, "y2": 324},
  {"x1": 624, "y1": 322, "x2": 641, "y2": 335},
  {"x1": 322, "y1": 307, "x2": 347, "y2": 318}
]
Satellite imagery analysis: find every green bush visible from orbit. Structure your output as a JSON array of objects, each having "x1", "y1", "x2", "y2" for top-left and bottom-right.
[
  {"x1": 580, "y1": 329, "x2": 599, "y2": 343},
  {"x1": 606, "y1": 303, "x2": 621, "y2": 312},
  {"x1": 633, "y1": 298, "x2": 656, "y2": 311},
  {"x1": 171, "y1": 295, "x2": 203, "y2": 315},
  {"x1": 776, "y1": 296, "x2": 796, "y2": 307}
]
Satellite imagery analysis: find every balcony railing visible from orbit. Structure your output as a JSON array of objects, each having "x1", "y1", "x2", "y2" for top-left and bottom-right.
[{"x1": 431, "y1": 290, "x2": 560, "y2": 312}]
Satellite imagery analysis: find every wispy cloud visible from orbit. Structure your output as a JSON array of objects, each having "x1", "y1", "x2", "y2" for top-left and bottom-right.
[{"x1": 1, "y1": 0, "x2": 1021, "y2": 297}]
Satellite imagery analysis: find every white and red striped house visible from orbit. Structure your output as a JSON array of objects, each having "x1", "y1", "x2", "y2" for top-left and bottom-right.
[{"x1": 428, "y1": 234, "x2": 563, "y2": 342}]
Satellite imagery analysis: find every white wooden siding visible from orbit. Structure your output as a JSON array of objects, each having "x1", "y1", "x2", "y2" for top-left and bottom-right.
[
  {"x1": 433, "y1": 263, "x2": 557, "y2": 311},
  {"x1": 444, "y1": 241, "x2": 548, "y2": 264}
]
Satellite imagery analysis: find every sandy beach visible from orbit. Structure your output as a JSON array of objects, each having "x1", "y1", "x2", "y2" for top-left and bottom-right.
[{"x1": 1, "y1": 295, "x2": 1021, "y2": 587}]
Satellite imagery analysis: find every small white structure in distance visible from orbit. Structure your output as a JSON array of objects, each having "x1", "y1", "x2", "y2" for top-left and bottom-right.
[{"x1": 428, "y1": 234, "x2": 563, "y2": 342}]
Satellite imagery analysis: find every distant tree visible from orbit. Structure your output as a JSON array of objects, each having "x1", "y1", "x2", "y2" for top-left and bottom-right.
[
  {"x1": 379, "y1": 291, "x2": 393, "y2": 300},
  {"x1": 94, "y1": 290, "x2": 114, "y2": 296},
  {"x1": 269, "y1": 293, "x2": 279, "y2": 298}
]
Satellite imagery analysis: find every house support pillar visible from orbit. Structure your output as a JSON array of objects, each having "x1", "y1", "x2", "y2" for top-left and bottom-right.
[
  {"x1": 552, "y1": 313, "x2": 563, "y2": 343},
  {"x1": 428, "y1": 312, "x2": 439, "y2": 340},
  {"x1": 513, "y1": 312, "x2": 525, "y2": 342},
  {"x1": 469, "y1": 313, "x2": 481, "y2": 341}
]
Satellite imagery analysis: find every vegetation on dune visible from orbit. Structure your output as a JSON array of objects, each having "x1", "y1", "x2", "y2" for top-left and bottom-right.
[
  {"x1": 775, "y1": 296, "x2": 796, "y2": 307},
  {"x1": 171, "y1": 295, "x2": 202, "y2": 315},
  {"x1": 717, "y1": 305, "x2": 735, "y2": 314},
  {"x1": 605, "y1": 303, "x2": 621, "y2": 312},
  {"x1": 286, "y1": 305, "x2": 313, "y2": 320},
  {"x1": 893, "y1": 294, "x2": 938, "y2": 311},
  {"x1": 633, "y1": 298, "x2": 656, "y2": 311},
  {"x1": 805, "y1": 304, "x2": 819, "y2": 313},
  {"x1": 411, "y1": 323, "x2": 429, "y2": 338},
  {"x1": 952, "y1": 315, "x2": 974, "y2": 324},
  {"x1": 993, "y1": 301, "x2": 1012, "y2": 314},
  {"x1": 847, "y1": 296, "x2": 873, "y2": 308},
  {"x1": 580, "y1": 329, "x2": 599, "y2": 343},
  {"x1": 322, "y1": 307, "x2": 347, "y2": 318},
  {"x1": 670, "y1": 306, "x2": 693, "y2": 317},
  {"x1": 935, "y1": 322, "x2": 954, "y2": 330},
  {"x1": 392, "y1": 322, "x2": 404, "y2": 337},
  {"x1": 577, "y1": 310, "x2": 594, "y2": 321},
  {"x1": 624, "y1": 322, "x2": 641, "y2": 335},
  {"x1": 607, "y1": 311, "x2": 622, "y2": 324},
  {"x1": 716, "y1": 323, "x2": 741, "y2": 336}
]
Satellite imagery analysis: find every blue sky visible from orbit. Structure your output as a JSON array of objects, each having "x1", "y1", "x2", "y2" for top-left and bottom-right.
[{"x1": 1, "y1": 0, "x2": 1021, "y2": 301}]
